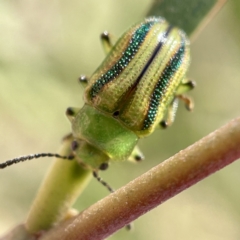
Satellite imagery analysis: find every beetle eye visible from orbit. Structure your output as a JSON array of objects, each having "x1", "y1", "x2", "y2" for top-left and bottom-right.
[
  {"x1": 99, "y1": 162, "x2": 109, "y2": 171},
  {"x1": 71, "y1": 141, "x2": 79, "y2": 151}
]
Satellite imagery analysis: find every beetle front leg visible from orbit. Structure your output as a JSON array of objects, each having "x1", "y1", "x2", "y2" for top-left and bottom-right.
[
  {"x1": 128, "y1": 145, "x2": 144, "y2": 162},
  {"x1": 78, "y1": 75, "x2": 89, "y2": 88},
  {"x1": 66, "y1": 107, "x2": 80, "y2": 122},
  {"x1": 100, "y1": 31, "x2": 113, "y2": 55}
]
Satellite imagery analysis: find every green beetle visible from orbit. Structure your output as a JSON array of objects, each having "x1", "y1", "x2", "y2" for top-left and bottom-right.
[
  {"x1": 0, "y1": 17, "x2": 194, "y2": 187},
  {"x1": 66, "y1": 16, "x2": 194, "y2": 171}
]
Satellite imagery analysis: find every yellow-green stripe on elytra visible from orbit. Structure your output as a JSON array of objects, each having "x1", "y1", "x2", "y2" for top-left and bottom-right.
[{"x1": 85, "y1": 17, "x2": 190, "y2": 137}]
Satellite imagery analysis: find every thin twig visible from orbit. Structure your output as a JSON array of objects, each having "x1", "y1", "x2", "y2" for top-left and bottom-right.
[{"x1": 40, "y1": 117, "x2": 240, "y2": 240}]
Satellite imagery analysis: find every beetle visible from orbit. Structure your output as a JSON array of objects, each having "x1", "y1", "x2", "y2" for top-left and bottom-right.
[{"x1": 0, "y1": 17, "x2": 195, "y2": 191}]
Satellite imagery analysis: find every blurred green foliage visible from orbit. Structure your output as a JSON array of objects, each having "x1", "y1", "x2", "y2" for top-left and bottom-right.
[
  {"x1": 147, "y1": 0, "x2": 217, "y2": 35},
  {"x1": 0, "y1": 1, "x2": 240, "y2": 240}
]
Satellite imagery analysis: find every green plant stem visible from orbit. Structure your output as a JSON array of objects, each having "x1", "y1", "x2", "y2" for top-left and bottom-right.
[
  {"x1": 25, "y1": 135, "x2": 92, "y2": 233},
  {"x1": 40, "y1": 117, "x2": 240, "y2": 240}
]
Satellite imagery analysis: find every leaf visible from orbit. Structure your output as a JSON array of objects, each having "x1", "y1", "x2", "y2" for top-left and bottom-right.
[{"x1": 147, "y1": 0, "x2": 228, "y2": 39}]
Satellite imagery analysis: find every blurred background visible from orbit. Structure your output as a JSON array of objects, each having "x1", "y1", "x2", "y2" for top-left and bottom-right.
[{"x1": 0, "y1": 1, "x2": 240, "y2": 239}]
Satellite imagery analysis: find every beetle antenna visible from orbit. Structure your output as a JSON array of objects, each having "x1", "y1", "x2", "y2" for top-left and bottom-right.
[
  {"x1": 0, "y1": 153, "x2": 74, "y2": 169},
  {"x1": 92, "y1": 171, "x2": 114, "y2": 193},
  {"x1": 92, "y1": 170, "x2": 133, "y2": 230}
]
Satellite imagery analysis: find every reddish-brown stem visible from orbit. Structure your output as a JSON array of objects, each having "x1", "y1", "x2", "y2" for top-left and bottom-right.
[{"x1": 40, "y1": 117, "x2": 240, "y2": 240}]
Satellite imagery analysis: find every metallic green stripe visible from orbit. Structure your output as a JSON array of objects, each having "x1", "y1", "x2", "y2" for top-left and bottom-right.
[
  {"x1": 143, "y1": 41, "x2": 186, "y2": 130},
  {"x1": 89, "y1": 21, "x2": 157, "y2": 99}
]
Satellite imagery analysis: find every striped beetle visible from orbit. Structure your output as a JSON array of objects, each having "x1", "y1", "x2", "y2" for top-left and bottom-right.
[{"x1": 0, "y1": 17, "x2": 194, "y2": 190}]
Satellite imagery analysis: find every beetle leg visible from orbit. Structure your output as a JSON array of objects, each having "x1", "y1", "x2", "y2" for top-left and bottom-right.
[
  {"x1": 128, "y1": 145, "x2": 144, "y2": 162},
  {"x1": 159, "y1": 97, "x2": 179, "y2": 128},
  {"x1": 160, "y1": 79, "x2": 195, "y2": 128},
  {"x1": 66, "y1": 107, "x2": 80, "y2": 122},
  {"x1": 176, "y1": 79, "x2": 195, "y2": 95},
  {"x1": 175, "y1": 79, "x2": 195, "y2": 111},
  {"x1": 100, "y1": 31, "x2": 113, "y2": 55},
  {"x1": 78, "y1": 75, "x2": 89, "y2": 88},
  {"x1": 176, "y1": 94, "x2": 194, "y2": 111}
]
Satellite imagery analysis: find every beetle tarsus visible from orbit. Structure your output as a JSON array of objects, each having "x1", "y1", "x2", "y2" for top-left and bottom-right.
[
  {"x1": 177, "y1": 94, "x2": 194, "y2": 111},
  {"x1": 78, "y1": 75, "x2": 88, "y2": 87}
]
